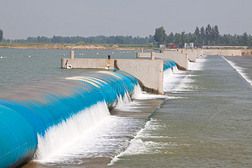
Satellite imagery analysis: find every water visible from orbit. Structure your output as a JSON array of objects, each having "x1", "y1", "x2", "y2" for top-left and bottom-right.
[
  {"x1": 110, "y1": 56, "x2": 252, "y2": 168},
  {"x1": 0, "y1": 48, "x2": 137, "y2": 92},
  {"x1": 0, "y1": 48, "x2": 163, "y2": 168},
  {"x1": 1, "y1": 48, "x2": 252, "y2": 168}
]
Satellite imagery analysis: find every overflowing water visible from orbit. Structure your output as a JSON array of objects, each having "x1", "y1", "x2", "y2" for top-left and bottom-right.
[
  {"x1": 222, "y1": 56, "x2": 252, "y2": 86},
  {"x1": 1, "y1": 48, "x2": 252, "y2": 168}
]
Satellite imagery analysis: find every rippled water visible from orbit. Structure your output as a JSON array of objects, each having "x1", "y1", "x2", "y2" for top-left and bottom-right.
[
  {"x1": 0, "y1": 48, "x2": 136, "y2": 92},
  {"x1": 111, "y1": 56, "x2": 252, "y2": 168}
]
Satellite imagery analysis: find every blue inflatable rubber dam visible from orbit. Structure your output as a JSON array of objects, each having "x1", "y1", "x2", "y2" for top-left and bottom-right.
[
  {"x1": 163, "y1": 59, "x2": 177, "y2": 71},
  {"x1": 0, "y1": 70, "x2": 138, "y2": 168}
]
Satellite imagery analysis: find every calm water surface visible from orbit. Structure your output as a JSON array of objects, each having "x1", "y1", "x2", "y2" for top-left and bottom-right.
[{"x1": 0, "y1": 48, "x2": 136, "y2": 92}]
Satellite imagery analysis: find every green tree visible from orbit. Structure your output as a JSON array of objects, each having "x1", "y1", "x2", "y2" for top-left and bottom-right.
[
  {"x1": 200, "y1": 26, "x2": 205, "y2": 45},
  {"x1": 154, "y1": 26, "x2": 167, "y2": 45},
  {"x1": 241, "y1": 33, "x2": 248, "y2": 46},
  {"x1": 213, "y1": 25, "x2": 219, "y2": 38},
  {"x1": 205, "y1": 24, "x2": 212, "y2": 44},
  {"x1": 166, "y1": 32, "x2": 174, "y2": 43},
  {"x1": 194, "y1": 27, "x2": 200, "y2": 37},
  {"x1": 180, "y1": 31, "x2": 186, "y2": 47},
  {"x1": 0, "y1": 29, "x2": 3, "y2": 41},
  {"x1": 212, "y1": 25, "x2": 220, "y2": 45},
  {"x1": 194, "y1": 27, "x2": 200, "y2": 46}
]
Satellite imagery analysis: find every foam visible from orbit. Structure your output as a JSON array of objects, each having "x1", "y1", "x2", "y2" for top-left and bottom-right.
[
  {"x1": 223, "y1": 56, "x2": 252, "y2": 86},
  {"x1": 188, "y1": 57, "x2": 207, "y2": 71},
  {"x1": 35, "y1": 101, "x2": 110, "y2": 162}
]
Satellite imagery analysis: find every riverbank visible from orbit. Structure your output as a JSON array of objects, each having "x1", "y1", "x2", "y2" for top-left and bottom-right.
[{"x1": 0, "y1": 43, "x2": 153, "y2": 50}]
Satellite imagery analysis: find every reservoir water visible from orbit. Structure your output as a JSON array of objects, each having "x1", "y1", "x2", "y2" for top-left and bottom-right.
[{"x1": 0, "y1": 48, "x2": 252, "y2": 168}]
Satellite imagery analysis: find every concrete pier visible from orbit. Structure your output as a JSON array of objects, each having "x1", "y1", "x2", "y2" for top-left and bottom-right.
[
  {"x1": 202, "y1": 49, "x2": 252, "y2": 56},
  {"x1": 137, "y1": 48, "x2": 252, "y2": 70},
  {"x1": 62, "y1": 58, "x2": 164, "y2": 94},
  {"x1": 137, "y1": 49, "x2": 190, "y2": 70},
  {"x1": 62, "y1": 47, "x2": 251, "y2": 94}
]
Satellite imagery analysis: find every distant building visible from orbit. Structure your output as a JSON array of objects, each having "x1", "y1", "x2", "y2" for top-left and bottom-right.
[
  {"x1": 184, "y1": 43, "x2": 194, "y2": 49},
  {"x1": 159, "y1": 44, "x2": 166, "y2": 49},
  {"x1": 166, "y1": 43, "x2": 177, "y2": 49}
]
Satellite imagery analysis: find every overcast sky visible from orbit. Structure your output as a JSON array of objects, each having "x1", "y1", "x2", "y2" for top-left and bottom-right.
[{"x1": 0, "y1": 0, "x2": 252, "y2": 39}]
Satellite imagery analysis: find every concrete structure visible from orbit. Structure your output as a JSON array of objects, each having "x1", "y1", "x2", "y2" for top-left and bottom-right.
[
  {"x1": 241, "y1": 49, "x2": 252, "y2": 56},
  {"x1": 62, "y1": 58, "x2": 164, "y2": 94},
  {"x1": 137, "y1": 50, "x2": 189, "y2": 70},
  {"x1": 70, "y1": 50, "x2": 75, "y2": 59},
  {"x1": 137, "y1": 51, "x2": 163, "y2": 59},
  {"x1": 137, "y1": 48, "x2": 252, "y2": 70},
  {"x1": 203, "y1": 49, "x2": 242, "y2": 56},
  {"x1": 202, "y1": 49, "x2": 252, "y2": 56},
  {"x1": 179, "y1": 49, "x2": 203, "y2": 62},
  {"x1": 202, "y1": 46, "x2": 248, "y2": 49},
  {"x1": 161, "y1": 50, "x2": 189, "y2": 70},
  {"x1": 62, "y1": 47, "x2": 251, "y2": 94}
]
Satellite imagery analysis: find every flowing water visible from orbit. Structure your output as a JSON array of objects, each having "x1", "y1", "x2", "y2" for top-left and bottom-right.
[
  {"x1": 1, "y1": 48, "x2": 252, "y2": 168},
  {"x1": 110, "y1": 56, "x2": 252, "y2": 168}
]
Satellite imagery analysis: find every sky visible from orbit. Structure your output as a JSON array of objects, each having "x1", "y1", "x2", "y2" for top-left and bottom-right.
[{"x1": 0, "y1": 0, "x2": 252, "y2": 39}]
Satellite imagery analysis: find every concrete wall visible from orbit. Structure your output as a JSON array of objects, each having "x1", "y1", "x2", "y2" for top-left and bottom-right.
[
  {"x1": 202, "y1": 49, "x2": 252, "y2": 56},
  {"x1": 180, "y1": 49, "x2": 203, "y2": 62},
  {"x1": 202, "y1": 49, "x2": 242, "y2": 56},
  {"x1": 161, "y1": 50, "x2": 189, "y2": 70},
  {"x1": 137, "y1": 52, "x2": 163, "y2": 59},
  {"x1": 62, "y1": 58, "x2": 164, "y2": 94},
  {"x1": 137, "y1": 52, "x2": 151, "y2": 58},
  {"x1": 137, "y1": 50, "x2": 190, "y2": 70},
  {"x1": 241, "y1": 49, "x2": 252, "y2": 56},
  {"x1": 62, "y1": 58, "x2": 108, "y2": 69}
]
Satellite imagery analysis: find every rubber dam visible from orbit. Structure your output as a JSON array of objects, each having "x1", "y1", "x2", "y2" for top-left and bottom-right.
[{"x1": 0, "y1": 56, "x2": 177, "y2": 167}]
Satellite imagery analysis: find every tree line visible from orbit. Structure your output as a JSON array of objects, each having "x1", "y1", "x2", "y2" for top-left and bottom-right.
[
  {"x1": 1, "y1": 25, "x2": 252, "y2": 47},
  {"x1": 16, "y1": 35, "x2": 154, "y2": 45},
  {"x1": 154, "y1": 25, "x2": 252, "y2": 47},
  {"x1": 0, "y1": 29, "x2": 3, "y2": 41}
]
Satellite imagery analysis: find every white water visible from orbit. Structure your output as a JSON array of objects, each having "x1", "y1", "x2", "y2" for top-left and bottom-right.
[
  {"x1": 109, "y1": 118, "x2": 183, "y2": 165},
  {"x1": 163, "y1": 67, "x2": 197, "y2": 93},
  {"x1": 35, "y1": 101, "x2": 110, "y2": 162},
  {"x1": 166, "y1": 57, "x2": 207, "y2": 92},
  {"x1": 34, "y1": 82, "x2": 147, "y2": 163},
  {"x1": 222, "y1": 56, "x2": 252, "y2": 86},
  {"x1": 132, "y1": 84, "x2": 168, "y2": 100},
  {"x1": 188, "y1": 57, "x2": 207, "y2": 71}
]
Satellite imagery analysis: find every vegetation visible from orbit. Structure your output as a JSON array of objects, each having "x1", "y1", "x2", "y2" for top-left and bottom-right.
[
  {"x1": 15, "y1": 35, "x2": 154, "y2": 45},
  {"x1": 2, "y1": 25, "x2": 252, "y2": 48},
  {"x1": 0, "y1": 29, "x2": 3, "y2": 41},
  {"x1": 164, "y1": 24, "x2": 252, "y2": 47},
  {"x1": 154, "y1": 27, "x2": 166, "y2": 45}
]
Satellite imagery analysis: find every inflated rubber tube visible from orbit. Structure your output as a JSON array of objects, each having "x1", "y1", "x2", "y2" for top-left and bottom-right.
[
  {"x1": 163, "y1": 60, "x2": 177, "y2": 71},
  {"x1": 0, "y1": 105, "x2": 37, "y2": 168},
  {"x1": 0, "y1": 70, "x2": 138, "y2": 167}
]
